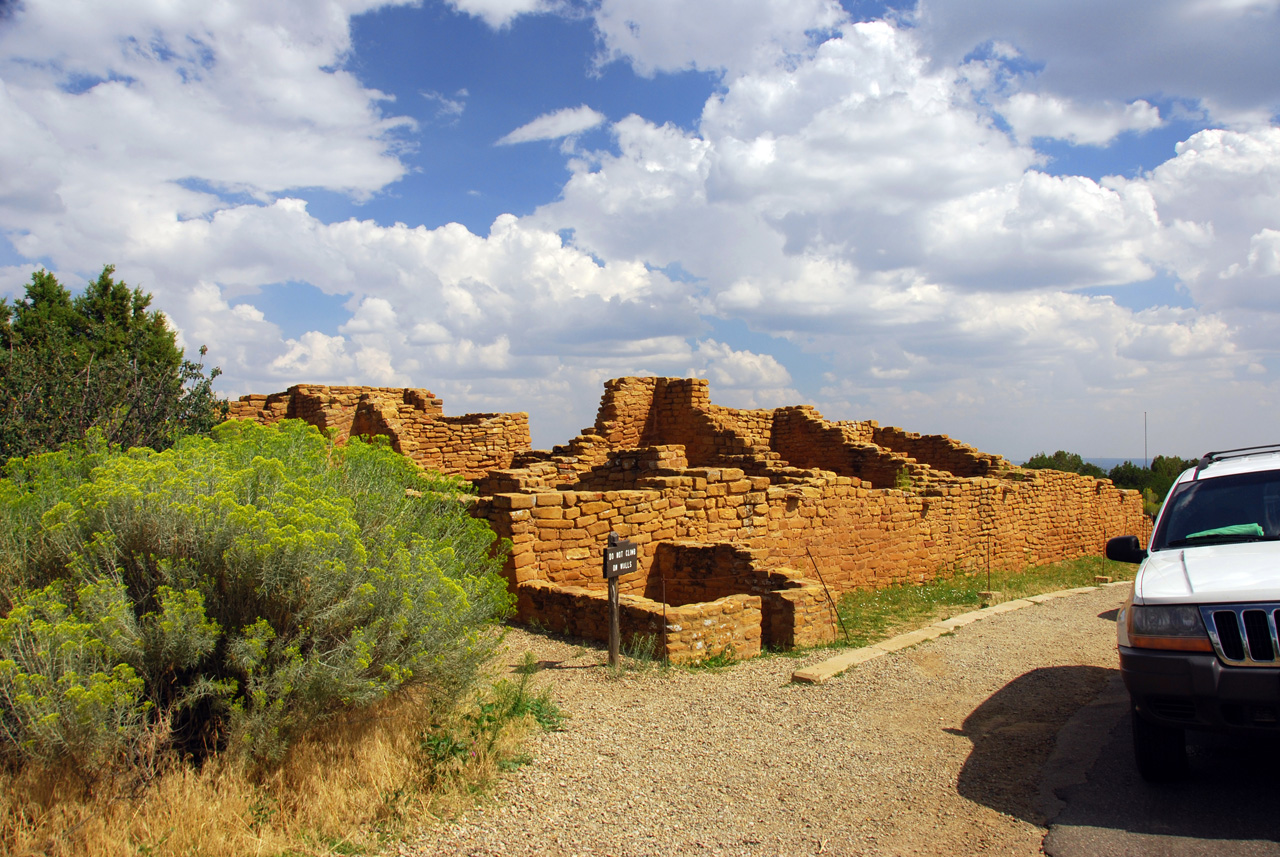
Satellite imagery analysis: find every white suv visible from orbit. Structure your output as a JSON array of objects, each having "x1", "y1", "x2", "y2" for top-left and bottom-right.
[{"x1": 1107, "y1": 444, "x2": 1280, "y2": 781}]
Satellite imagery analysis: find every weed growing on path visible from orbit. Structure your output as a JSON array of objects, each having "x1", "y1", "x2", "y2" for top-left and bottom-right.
[
  {"x1": 681, "y1": 644, "x2": 737, "y2": 671},
  {"x1": 604, "y1": 632, "x2": 670, "y2": 678}
]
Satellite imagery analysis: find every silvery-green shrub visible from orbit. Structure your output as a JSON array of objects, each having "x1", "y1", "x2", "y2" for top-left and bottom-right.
[{"x1": 0, "y1": 420, "x2": 512, "y2": 769}]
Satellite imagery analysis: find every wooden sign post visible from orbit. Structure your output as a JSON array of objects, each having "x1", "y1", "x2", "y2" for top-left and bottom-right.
[{"x1": 602, "y1": 531, "x2": 637, "y2": 668}]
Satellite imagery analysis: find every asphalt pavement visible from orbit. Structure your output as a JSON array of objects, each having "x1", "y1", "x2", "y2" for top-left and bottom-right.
[{"x1": 1041, "y1": 673, "x2": 1280, "y2": 856}]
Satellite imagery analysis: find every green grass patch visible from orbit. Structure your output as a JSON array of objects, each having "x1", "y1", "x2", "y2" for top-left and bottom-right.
[
  {"x1": 835, "y1": 555, "x2": 1133, "y2": 649},
  {"x1": 418, "y1": 652, "x2": 566, "y2": 788}
]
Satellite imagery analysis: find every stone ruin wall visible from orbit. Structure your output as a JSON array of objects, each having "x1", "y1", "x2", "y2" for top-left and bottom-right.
[
  {"x1": 227, "y1": 376, "x2": 1150, "y2": 664},
  {"x1": 473, "y1": 376, "x2": 1150, "y2": 663},
  {"x1": 226, "y1": 384, "x2": 531, "y2": 480},
  {"x1": 474, "y1": 459, "x2": 1144, "y2": 661}
]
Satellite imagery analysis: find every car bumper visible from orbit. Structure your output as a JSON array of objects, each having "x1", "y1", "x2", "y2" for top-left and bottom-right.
[{"x1": 1120, "y1": 645, "x2": 1280, "y2": 733}]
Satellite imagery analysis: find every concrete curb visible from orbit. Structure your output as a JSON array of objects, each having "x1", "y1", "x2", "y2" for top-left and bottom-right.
[{"x1": 791, "y1": 581, "x2": 1131, "y2": 684}]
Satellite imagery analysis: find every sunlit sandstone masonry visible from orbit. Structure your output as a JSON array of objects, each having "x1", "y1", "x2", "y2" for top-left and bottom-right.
[
  {"x1": 230, "y1": 378, "x2": 1149, "y2": 664},
  {"x1": 473, "y1": 377, "x2": 1149, "y2": 663},
  {"x1": 226, "y1": 385, "x2": 530, "y2": 479}
]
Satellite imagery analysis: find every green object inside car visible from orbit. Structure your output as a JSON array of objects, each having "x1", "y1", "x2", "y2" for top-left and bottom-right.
[{"x1": 1186, "y1": 522, "x2": 1265, "y2": 539}]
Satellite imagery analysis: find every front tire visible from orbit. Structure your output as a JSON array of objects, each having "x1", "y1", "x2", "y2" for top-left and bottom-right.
[{"x1": 1131, "y1": 702, "x2": 1188, "y2": 782}]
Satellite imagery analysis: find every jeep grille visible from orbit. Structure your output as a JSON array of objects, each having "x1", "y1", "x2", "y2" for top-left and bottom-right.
[{"x1": 1202, "y1": 605, "x2": 1280, "y2": 666}]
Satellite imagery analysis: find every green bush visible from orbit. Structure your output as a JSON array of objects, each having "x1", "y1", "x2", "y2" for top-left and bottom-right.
[
  {"x1": 0, "y1": 580, "x2": 152, "y2": 770},
  {"x1": 1023, "y1": 450, "x2": 1106, "y2": 478},
  {"x1": 0, "y1": 267, "x2": 226, "y2": 461},
  {"x1": 1108, "y1": 455, "x2": 1197, "y2": 501},
  {"x1": 0, "y1": 420, "x2": 512, "y2": 770}
]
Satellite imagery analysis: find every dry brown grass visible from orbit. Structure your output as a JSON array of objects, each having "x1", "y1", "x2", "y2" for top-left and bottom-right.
[{"x1": 0, "y1": 683, "x2": 543, "y2": 857}]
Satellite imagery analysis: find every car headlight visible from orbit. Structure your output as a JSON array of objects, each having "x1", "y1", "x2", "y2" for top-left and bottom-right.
[{"x1": 1128, "y1": 605, "x2": 1213, "y2": 652}]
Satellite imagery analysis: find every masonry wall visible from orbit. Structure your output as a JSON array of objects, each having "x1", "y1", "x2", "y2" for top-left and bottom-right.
[
  {"x1": 590, "y1": 378, "x2": 780, "y2": 471},
  {"x1": 648, "y1": 541, "x2": 767, "y2": 606},
  {"x1": 770, "y1": 407, "x2": 903, "y2": 488},
  {"x1": 232, "y1": 375, "x2": 1149, "y2": 664},
  {"x1": 227, "y1": 385, "x2": 531, "y2": 480},
  {"x1": 870, "y1": 425, "x2": 1006, "y2": 479},
  {"x1": 516, "y1": 580, "x2": 764, "y2": 662},
  {"x1": 585, "y1": 380, "x2": 1003, "y2": 488},
  {"x1": 647, "y1": 541, "x2": 836, "y2": 650},
  {"x1": 476, "y1": 471, "x2": 1144, "y2": 665},
  {"x1": 745, "y1": 470, "x2": 1142, "y2": 590},
  {"x1": 477, "y1": 465, "x2": 1145, "y2": 601}
]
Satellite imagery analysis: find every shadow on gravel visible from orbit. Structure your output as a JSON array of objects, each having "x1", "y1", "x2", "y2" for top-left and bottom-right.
[
  {"x1": 950, "y1": 665, "x2": 1116, "y2": 824},
  {"x1": 1045, "y1": 710, "x2": 1280, "y2": 854},
  {"x1": 525, "y1": 659, "x2": 597, "y2": 671}
]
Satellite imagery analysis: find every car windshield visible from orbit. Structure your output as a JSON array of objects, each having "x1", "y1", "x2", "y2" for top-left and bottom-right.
[{"x1": 1153, "y1": 468, "x2": 1280, "y2": 550}]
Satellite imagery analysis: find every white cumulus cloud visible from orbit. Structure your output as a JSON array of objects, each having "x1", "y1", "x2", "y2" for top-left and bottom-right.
[
  {"x1": 914, "y1": 0, "x2": 1280, "y2": 126},
  {"x1": 497, "y1": 105, "x2": 607, "y2": 145},
  {"x1": 998, "y1": 94, "x2": 1163, "y2": 145},
  {"x1": 444, "y1": 0, "x2": 553, "y2": 28},
  {"x1": 593, "y1": 0, "x2": 848, "y2": 76},
  {"x1": 2, "y1": 0, "x2": 1278, "y2": 457}
]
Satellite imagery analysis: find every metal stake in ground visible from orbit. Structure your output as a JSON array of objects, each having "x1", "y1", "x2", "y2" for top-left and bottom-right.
[
  {"x1": 806, "y1": 546, "x2": 851, "y2": 643},
  {"x1": 603, "y1": 532, "x2": 638, "y2": 668}
]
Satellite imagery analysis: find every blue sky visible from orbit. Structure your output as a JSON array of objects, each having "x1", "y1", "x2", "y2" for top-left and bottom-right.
[{"x1": 1, "y1": 0, "x2": 1278, "y2": 462}]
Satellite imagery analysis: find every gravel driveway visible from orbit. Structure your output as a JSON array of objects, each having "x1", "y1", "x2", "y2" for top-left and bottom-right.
[{"x1": 404, "y1": 585, "x2": 1130, "y2": 857}]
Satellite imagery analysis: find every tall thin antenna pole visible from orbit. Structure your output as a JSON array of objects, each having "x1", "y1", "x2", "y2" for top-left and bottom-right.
[{"x1": 1144, "y1": 411, "x2": 1148, "y2": 470}]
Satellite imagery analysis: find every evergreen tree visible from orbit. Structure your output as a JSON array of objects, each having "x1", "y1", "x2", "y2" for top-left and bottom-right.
[
  {"x1": 1023, "y1": 450, "x2": 1106, "y2": 478},
  {"x1": 1107, "y1": 460, "x2": 1150, "y2": 492},
  {"x1": 0, "y1": 266, "x2": 225, "y2": 460},
  {"x1": 1149, "y1": 454, "x2": 1197, "y2": 499}
]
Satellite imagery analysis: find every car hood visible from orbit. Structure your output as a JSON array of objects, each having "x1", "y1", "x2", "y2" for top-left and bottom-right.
[{"x1": 1137, "y1": 542, "x2": 1280, "y2": 604}]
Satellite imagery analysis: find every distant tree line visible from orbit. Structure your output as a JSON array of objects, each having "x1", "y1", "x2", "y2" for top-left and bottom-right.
[{"x1": 1023, "y1": 450, "x2": 1198, "y2": 516}]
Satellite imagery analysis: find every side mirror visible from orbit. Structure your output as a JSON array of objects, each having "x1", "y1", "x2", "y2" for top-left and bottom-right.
[{"x1": 1106, "y1": 535, "x2": 1146, "y2": 564}]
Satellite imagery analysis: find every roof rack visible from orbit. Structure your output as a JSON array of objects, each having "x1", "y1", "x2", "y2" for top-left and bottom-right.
[{"x1": 1194, "y1": 443, "x2": 1280, "y2": 479}]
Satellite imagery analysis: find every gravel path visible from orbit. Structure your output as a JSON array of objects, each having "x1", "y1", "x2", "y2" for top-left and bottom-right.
[{"x1": 404, "y1": 585, "x2": 1130, "y2": 857}]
